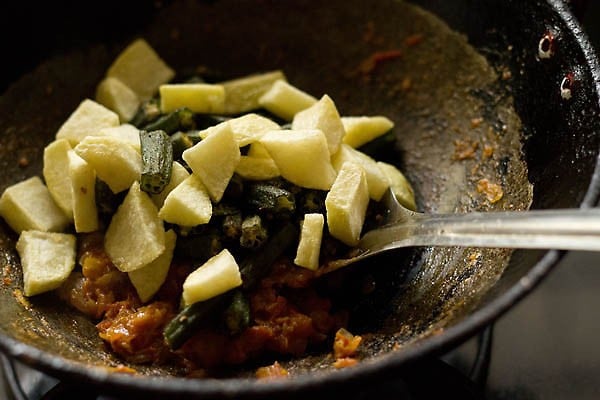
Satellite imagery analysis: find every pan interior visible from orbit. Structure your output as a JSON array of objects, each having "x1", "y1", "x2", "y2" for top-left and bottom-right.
[{"x1": 0, "y1": 0, "x2": 537, "y2": 380}]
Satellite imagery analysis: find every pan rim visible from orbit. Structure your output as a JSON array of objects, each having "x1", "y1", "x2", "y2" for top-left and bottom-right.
[{"x1": 1, "y1": 0, "x2": 600, "y2": 397}]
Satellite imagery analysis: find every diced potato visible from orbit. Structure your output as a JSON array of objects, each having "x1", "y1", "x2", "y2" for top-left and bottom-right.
[
  {"x1": 199, "y1": 113, "x2": 281, "y2": 147},
  {"x1": 55, "y1": 99, "x2": 120, "y2": 146},
  {"x1": 341, "y1": 116, "x2": 394, "y2": 148},
  {"x1": 325, "y1": 162, "x2": 369, "y2": 246},
  {"x1": 16, "y1": 230, "x2": 76, "y2": 296},
  {"x1": 292, "y1": 94, "x2": 346, "y2": 155},
  {"x1": 0, "y1": 176, "x2": 70, "y2": 234},
  {"x1": 182, "y1": 122, "x2": 240, "y2": 202},
  {"x1": 158, "y1": 174, "x2": 212, "y2": 227},
  {"x1": 105, "y1": 182, "x2": 166, "y2": 272},
  {"x1": 247, "y1": 142, "x2": 272, "y2": 158},
  {"x1": 68, "y1": 151, "x2": 98, "y2": 233},
  {"x1": 43, "y1": 139, "x2": 74, "y2": 221},
  {"x1": 377, "y1": 161, "x2": 417, "y2": 211},
  {"x1": 259, "y1": 129, "x2": 337, "y2": 190},
  {"x1": 239, "y1": 142, "x2": 281, "y2": 179},
  {"x1": 294, "y1": 213, "x2": 324, "y2": 270},
  {"x1": 221, "y1": 70, "x2": 286, "y2": 115},
  {"x1": 97, "y1": 123, "x2": 141, "y2": 150},
  {"x1": 151, "y1": 161, "x2": 190, "y2": 208},
  {"x1": 95, "y1": 76, "x2": 141, "y2": 122},
  {"x1": 128, "y1": 229, "x2": 177, "y2": 303},
  {"x1": 159, "y1": 83, "x2": 225, "y2": 114},
  {"x1": 74, "y1": 136, "x2": 142, "y2": 193},
  {"x1": 235, "y1": 156, "x2": 280, "y2": 180},
  {"x1": 182, "y1": 248, "x2": 242, "y2": 305},
  {"x1": 107, "y1": 38, "x2": 175, "y2": 100},
  {"x1": 332, "y1": 144, "x2": 389, "y2": 201},
  {"x1": 258, "y1": 79, "x2": 318, "y2": 121}
]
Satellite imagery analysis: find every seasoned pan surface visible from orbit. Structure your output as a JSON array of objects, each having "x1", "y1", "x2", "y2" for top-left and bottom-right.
[{"x1": 0, "y1": 0, "x2": 598, "y2": 398}]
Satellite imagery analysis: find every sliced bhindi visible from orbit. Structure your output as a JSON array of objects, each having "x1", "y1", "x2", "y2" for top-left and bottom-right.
[
  {"x1": 170, "y1": 131, "x2": 194, "y2": 160},
  {"x1": 140, "y1": 130, "x2": 173, "y2": 194},
  {"x1": 129, "y1": 98, "x2": 161, "y2": 127},
  {"x1": 163, "y1": 292, "x2": 232, "y2": 350},
  {"x1": 240, "y1": 221, "x2": 298, "y2": 289},
  {"x1": 163, "y1": 222, "x2": 298, "y2": 349},
  {"x1": 239, "y1": 215, "x2": 268, "y2": 250},
  {"x1": 245, "y1": 182, "x2": 296, "y2": 217},
  {"x1": 142, "y1": 107, "x2": 196, "y2": 134},
  {"x1": 223, "y1": 290, "x2": 251, "y2": 335}
]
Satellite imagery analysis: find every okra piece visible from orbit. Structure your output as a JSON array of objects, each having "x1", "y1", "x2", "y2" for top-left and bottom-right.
[
  {"x1": 223, "y1": 289, "x2": 251, "y2": 335},
  {"x1": 194, "y1": 114, "x2": 230, "y2": 130},
  {"x1": 222, "y1": 213, "x2": 242, "y2": 240},
  {"x1": 240, "y1": 221, "x2": 298, "y2": 289},
  {"x1": 245, "y1": 183, "x2": 296, "y2": 217},
  {"x1": 163, "y1": 292, "x2": 232, "y2": 350},
  {"x1": 170, "y1": 131, "x2": 194, "y2": 160},
  {"x1": 212, "y1": 202, "x2": 242, "y2": 217},
  {"x1": 129, "y1": 98, "x2": 161, "y2": 127},
  {"x1": 175, "y1": 228, "x2": 223, "y2": 262},
  {"x1": 142, "y1": 107, "x2": 196, "y2": 134},
  {"x1": 298, "y1": 189, "x2": 326, "y2": 214},
  {"x1": 140, "y1": 130, "x2": 173, "y2": 194},
  {"x1": 239, "y1": 215, "x2": 268, "y2": 250},
  {"x1": 163, "y1": 222, "x2": 297, "y2": 349}
]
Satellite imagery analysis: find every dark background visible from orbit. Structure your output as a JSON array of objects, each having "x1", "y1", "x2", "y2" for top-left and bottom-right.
[{"x1": 479, "y1": 3, "x2": 600, "y2": 399}]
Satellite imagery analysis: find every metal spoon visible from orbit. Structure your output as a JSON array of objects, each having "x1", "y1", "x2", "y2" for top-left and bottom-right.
[{"x1": 321, "y1": 189, "x2": 600, "y2": 273}]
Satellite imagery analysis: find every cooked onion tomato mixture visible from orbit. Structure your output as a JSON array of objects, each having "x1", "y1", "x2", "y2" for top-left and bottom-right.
[{"x1": 0, "y1": 39, "x2": 416, "y2": 374}]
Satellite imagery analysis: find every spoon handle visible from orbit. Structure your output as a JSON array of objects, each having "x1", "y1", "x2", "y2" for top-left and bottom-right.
[{"x1": 359, "y1": 208, "x2": 600, "y2": 252}]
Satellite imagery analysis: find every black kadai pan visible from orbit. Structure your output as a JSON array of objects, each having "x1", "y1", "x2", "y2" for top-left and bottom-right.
[{"x1": 0, "y1": 0, "x2": 599, "y2": 398}]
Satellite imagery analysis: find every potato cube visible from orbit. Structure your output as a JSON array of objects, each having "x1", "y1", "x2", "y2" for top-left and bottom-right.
[
  {"x1": 199, "y1": 113, "x2": 281, "y2": 147},
  {"x1": 258, "y1": 79, "x2": 317, "y2": 121},
  {"x1": 105, "y1": 182, "x2": 165, "y2": 272},
  {"x1": 0, "y1": 176, "x2": 70, "y2": 234},
  {"x1": 107, "y1": 38, "x2": 175, "y2": 100},
  {"x1": 74, "y1": 136, "x2": 142, "y2": 193},
  {"x1": 259, "y1": 129, "x2": 337, "y2": 190},
  {"x1": 43, "y1": 139, "x2": 74, "y2": 221},
  {"x1": 332, "y1": 144, "x2": 389, "y2": 201},
  {"x1": 16, "y1": 230, "x2": 76, "y2": 296},
  {"x1": 292, "y1": 94, "x2": 346, "y2": 155},
  {"x1": 151, "y1": 161, "x2": 190, "y2": 208},
  {"x1": 294, "y1": 213, "x2": 325, "y2": 270},
  {"x1": 97, "y1": 124, "x2": 141, "y2": 150},
  {"x1": 55, "y1": 99, "x2": 120, "y2": 146},
  {"x1": 247, "y1": 142, "x2": 272, "y2": 158},
  {"x1": 128, "y1": 229, "x2": 177, "y2": 303},
  {"x1": 182, "y1": 122, "x2": 240, "y2": 202},
  {"x1": 182, "y1": 249, "x2": 242, "y2": 305},
  {"x1": 221, "y1": 70, "x2": 286, "y2": 114},
  {"x1": 235, "y1": 156, "x2": 280, "y2": 181},
  {"x1": 95, "y1": 76, "x2": 141, "y2": 122},
  {"x1": 158, "y1": 174, "x2": 212, "y2": 227},
  {"x1": 68, "y1": 151, "x2": 98, "y2": 233},
  {"x1": 377, "y1": 161, "x2": 417, "y2": 211},
  {"x1": 341, "y1": 116, "x2": 394, "y2": 148},
  {"x1": 159, "y1": 83, "x2": 225, "y2": 114},
  {"x1": 325, "y1": 162, "x2": 369, "y2": 246}
]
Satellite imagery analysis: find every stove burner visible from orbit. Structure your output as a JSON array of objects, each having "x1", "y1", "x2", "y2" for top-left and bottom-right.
[{"x1": 0, "y1": 326, "x2": 492, "y2": 400}]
